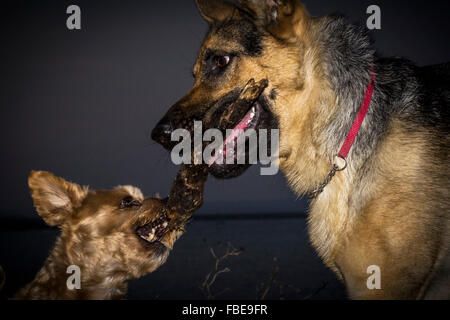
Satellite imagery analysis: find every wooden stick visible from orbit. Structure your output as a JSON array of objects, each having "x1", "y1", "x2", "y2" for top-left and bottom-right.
[
  {"x1": 166, "y1": 78, "x2": 269, "y2": 228},
  {"x1": 219, "y1": 78, "x2": 268, "y2": 128},
  {"x1": 167, "y1": 164, "x2": 208, "y2": 228}
]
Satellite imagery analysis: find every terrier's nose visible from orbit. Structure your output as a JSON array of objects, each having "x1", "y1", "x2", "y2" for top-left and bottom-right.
[{"x1": 152, "y1": 116, "x2": 174, "y2": 150}]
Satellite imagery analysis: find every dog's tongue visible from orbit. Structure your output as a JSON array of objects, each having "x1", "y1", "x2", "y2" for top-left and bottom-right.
[
  {"x1": 207, "y1": 107, "x2": 255, "y2": 166},
  {"x1": 207, "y1": 78, "x2": 268, "y2": 166},
  {"x1": 166, "y1": 164, "x2": 208, "y2": 228}
]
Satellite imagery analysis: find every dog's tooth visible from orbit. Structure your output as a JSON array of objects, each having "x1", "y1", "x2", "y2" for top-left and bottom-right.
[
  {"x1": 163, "y1": 222, "x2": 168, "y2": 228},
  {"x1": 147, "y1": 233, "x2": 155, "y2": 241}
]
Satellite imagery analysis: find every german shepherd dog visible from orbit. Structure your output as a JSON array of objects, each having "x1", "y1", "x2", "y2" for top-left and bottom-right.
[{"x1": 152, "y1": 0, "x2": 450, "y2": 299}]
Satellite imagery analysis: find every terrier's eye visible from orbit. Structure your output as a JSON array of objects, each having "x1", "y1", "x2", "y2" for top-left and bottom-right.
[
  {"x1": 215, "y1": 55, "x2": 230, "y2": 69},
  {"x1": 119, "y1": 196, "x2": 141, "y2": 209}
]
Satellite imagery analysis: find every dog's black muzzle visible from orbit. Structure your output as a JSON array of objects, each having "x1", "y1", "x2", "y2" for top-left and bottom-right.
[{"x1": 152, "y1": 115, "x2": 175, "y2": 151}]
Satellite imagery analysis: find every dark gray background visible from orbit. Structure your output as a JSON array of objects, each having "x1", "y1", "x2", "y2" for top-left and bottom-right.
[{"x1": 0, "y1": 0, "x2": 449, "y2": 300}]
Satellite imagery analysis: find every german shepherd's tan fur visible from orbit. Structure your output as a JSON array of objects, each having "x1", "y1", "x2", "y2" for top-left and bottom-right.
[{"x1": 152, "y1": 0, "x2": 450, "y2": 299}]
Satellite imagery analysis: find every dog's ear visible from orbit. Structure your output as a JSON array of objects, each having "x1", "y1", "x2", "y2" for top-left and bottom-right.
[
  {"x1": 28, "y1": 171, "x2": 88, "y2": 227},
  {"x1": 195, "y1": 0, "x2": 237, "y2": 24},
  {"x1": 238, "y1": 0, "x2": 309, "y2": 41}
]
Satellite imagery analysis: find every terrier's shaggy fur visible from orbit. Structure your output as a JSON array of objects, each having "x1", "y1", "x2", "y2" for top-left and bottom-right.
[{"x1": 16, "y1": 171, "x2": 185, "y2": 300}]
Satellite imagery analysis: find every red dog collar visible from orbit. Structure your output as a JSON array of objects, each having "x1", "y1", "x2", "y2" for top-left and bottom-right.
[
  {"x1": 308, "y1": 68, "x2": 376, "y2": 198},
  {"x1": 338, "y1": 68, "x2": 376, "y2": 160}
]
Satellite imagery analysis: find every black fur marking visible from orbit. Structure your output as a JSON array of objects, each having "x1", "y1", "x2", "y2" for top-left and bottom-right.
[
  {"x1": 415, "y1": 62, "x2": 450, "y2": 131},
  {"x1": 269, "y1": 89, "x2": 278, "y2": 100},
  {"x1": 215, "y1": 17, "x2": 263, "y2": 57}
]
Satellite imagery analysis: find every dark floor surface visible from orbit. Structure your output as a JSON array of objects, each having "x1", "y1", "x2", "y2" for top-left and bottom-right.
[{"x1": 0, "y1": 215, "x2": 346, "y2": 300}]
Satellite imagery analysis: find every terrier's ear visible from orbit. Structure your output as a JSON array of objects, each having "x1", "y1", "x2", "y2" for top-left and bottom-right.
[
  {"x1": 195, "y1": 0, "x2": 237, "y2": 24},
  {"x1": 238, "y1": 0, "x2": 309, "y2": 41},
  {"x1": 28, "y1": 171, "x2": 88, "y2": 226}
]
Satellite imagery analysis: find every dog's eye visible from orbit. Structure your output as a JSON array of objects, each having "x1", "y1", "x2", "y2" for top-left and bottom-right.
[
  {"x1": 205, "y1": 53, "x2": 233, "y2": 76},
  {"x1": 119, "y1": 196, "x2": 141, "y2": 209},
  {"x1": 215, "y1": 55, "x2": 230, "y2": 69}
]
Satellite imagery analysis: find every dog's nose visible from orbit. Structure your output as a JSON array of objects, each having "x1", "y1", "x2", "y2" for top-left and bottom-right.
[{"x1": 152, "y1": 116, "x2": 175, "y2": 150}]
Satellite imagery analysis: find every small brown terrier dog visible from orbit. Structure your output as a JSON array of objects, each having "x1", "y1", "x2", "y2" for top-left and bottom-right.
[{"x1": 16, "y1": 165, "x2": 207, "y2": 300}]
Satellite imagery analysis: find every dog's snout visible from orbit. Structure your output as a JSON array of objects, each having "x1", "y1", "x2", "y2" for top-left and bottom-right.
[
  {"x1": 152, "y1": 116, "x2": 174, "y2": 150},
  {"x1": 152, "y1": 120, "x2": 172, "y2": 139}
]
